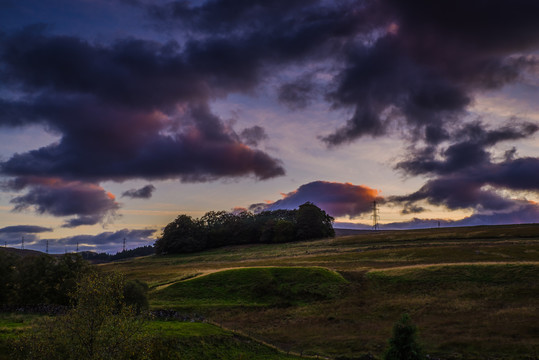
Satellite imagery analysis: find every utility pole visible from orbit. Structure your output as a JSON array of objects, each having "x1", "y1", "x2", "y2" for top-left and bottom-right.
[
  {"x1": 123, "y1": 237, "x2": 126, "y2": 252},
  {"x1": 76, "y1": 241, "x2": 79, "y2": 253},
  {"x1": 21, "y1": 236, "x2": 24, "y2": 250},
  {"x1": 371, "y1": 200, "x2": 380, "y2": 231},
  {"x1": 46, "y1": 240, "x2": 49, "y2": 254}
]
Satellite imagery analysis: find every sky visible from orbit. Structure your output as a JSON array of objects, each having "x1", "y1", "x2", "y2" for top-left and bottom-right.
[{"x1": 0, "y1": 0, "x2": 538, "y2": 254}]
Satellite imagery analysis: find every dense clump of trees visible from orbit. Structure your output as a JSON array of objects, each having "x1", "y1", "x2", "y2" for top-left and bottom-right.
[
  {"x1": 0, "y1": 252, "x2": 149, "y2": 311},
  {"x1": 0, "y1": 252, "x2": 89, "y2": 306},
  {"x1": 155, "y1": 202, "x2": 335, "y2": 255}
]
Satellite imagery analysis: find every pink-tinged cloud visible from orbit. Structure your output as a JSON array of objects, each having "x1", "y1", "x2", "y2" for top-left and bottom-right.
[
  {"x1": 8, "y1": 177, "x2": 119, "y2": 228},
  {"x1": 250, "y1": 181, "x2": 382, "y2": 218}
]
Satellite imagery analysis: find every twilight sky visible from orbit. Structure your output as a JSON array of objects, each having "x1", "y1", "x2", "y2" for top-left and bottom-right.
[{"x1": 0, "y1": 0, "x2": 538, "y2": 253}]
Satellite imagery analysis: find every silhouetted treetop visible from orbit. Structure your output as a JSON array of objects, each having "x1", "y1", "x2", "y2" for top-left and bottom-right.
[{"x1": 155, "y1": 202, "x2": 334, "y2": 254}]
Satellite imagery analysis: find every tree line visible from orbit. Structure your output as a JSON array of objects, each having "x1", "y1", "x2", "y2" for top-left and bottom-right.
[
  {"x1": 155, "y1": 202, "x2": 335, "y2": 255},
  {"x1": 0, "y1": 252, "x2": 89, "y2": 306},
  {"x1": 0, "y1": 251, "x2": 148, "y2": 312},
  {"x1": 81, "y1": 245, "x2": 155, "y2": 262}
]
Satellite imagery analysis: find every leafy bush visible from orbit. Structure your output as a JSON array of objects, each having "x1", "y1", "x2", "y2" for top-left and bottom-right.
[{"x1": 123, "y1": 279, "x2": 149, "y2": 314}]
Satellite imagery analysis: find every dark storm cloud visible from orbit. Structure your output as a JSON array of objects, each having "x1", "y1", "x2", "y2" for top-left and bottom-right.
[
  {"x1": 0, "y1": 225, "x2": 50, "y2": 247},
  {"x1": 396, "y1": 121, "x2": 539, "y2": 176},
  {"x1": 250, "y1": 181, "x2": 382, "y2": 219},
  {"x1": 0, "y1": 25, "x2": 285, "y2": 185},
  {"x1": 321, "y1": 0, "x2": 539, "y2": 145},
  {"x1": 278, "y1": 75, "x2": 317, "y2": 110},
  {"x1": 392, "y1": 121, "x2": 539, "y2": 215},
  {"x1": 122, "y1": 184, "x2": 156, "y2": 199},
  {"x1": 0, "y1": 26, "x2": 201, "y2": 109},
  {"x1": 400, "y1": 204, "x2": 425, "y2": 215},
  {"x1": 391, "y1": 156, "x2": 539, "y2": 214},
  {"x1": 7, "y1": 177, "x2": 119, "y2": 228},
  {"x1": 0, "y1": 225, "x2": 52, "y2": 233},
  {"x1": 143, "y1": 0, "x2": 539, "y2": 148},
  {"x1": 240, "y1": 126, "x2": 268, "y2": 147},
  {"x1": 147, "y1": 0, "x2": 334, "y2": 33},
  {"x1": 0, "y1": 98, "x2": 284, "y2": 182}
]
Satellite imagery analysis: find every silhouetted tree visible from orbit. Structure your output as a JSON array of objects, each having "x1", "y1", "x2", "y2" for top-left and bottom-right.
[
  {"x1": 155, "y1": 214, "x2": 205, "y2": 254},
  {"x1": 295, "y1": 202, "x2": 335, "y2": 240}
]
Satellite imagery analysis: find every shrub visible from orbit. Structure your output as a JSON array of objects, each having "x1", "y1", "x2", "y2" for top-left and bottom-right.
[{"x1": 384, "y1": 313, "x2": 425, "y2": 360}]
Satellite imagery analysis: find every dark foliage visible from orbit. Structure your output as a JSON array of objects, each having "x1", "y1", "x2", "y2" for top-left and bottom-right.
[
  {"x1": 11, "y1": 272, "x2": 152, "y2": 360},
  {"x1": 0, "y1": 252, "x2": 89, "y2": 306},
  {"x1": 155, "y1": 202, "x2": 334, "y2": 254},
  {"x1": 123, "y1": 279, "x2": 149, "y2": 314},
  {"x1": 80, "y1": 245, "x2": 155, "y2": 262}
]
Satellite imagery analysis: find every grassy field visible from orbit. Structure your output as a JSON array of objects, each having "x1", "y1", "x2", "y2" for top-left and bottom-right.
[
  {"x1": 0, "y1": 314, "x2": 304, "y2": 360},
  {"x1": 0, "y1": 314, "x2": 42, "y2": 360},
  {"x1": 97, "y1": 224, "x2": 539, "y2": 359},
  {"x1": 1, "y1": 224, "x2": 534, "y2": 359}
]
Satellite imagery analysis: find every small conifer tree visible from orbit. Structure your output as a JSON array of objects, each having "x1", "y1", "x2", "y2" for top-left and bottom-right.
[{"x1": 384, "y1": 313, "x2": 425, "y2": 360}]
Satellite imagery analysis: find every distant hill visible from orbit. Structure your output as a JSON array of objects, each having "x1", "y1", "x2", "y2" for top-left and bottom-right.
[{"x1": 0, "y1": 247, "x2": 45, "y2": 258}]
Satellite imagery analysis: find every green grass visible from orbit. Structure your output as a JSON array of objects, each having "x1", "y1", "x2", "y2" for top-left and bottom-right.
[
  {"x1": 0, "y1": 317, "x2": 303, "y2": 360},
  {"x1": 152, "y1": 267, "x2": 348, "y2": 308},
  {"x1": 145, "y1": 321, "x2": 304, "y2": 359},
  {"x1": 146, "y1": 320, "x2": 229, "y2": 337},
  {"x1": 0, "y1": 313, "x2": 44, "y2": 360}
]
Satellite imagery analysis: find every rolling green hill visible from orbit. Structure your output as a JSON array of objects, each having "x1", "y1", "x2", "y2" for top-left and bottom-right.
[{"x1": 152, "y1": 267, "x2": 348, "y2": 308}]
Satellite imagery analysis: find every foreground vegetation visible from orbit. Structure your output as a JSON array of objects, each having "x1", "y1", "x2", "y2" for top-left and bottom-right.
[{"x1": 0, "y1": 314, "x2": 303, "y2": 360}]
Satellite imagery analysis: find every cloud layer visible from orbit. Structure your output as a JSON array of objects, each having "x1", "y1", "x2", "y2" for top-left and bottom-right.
[{"x1": 0, "y1": 0, "x2": 538, "y2": 228}]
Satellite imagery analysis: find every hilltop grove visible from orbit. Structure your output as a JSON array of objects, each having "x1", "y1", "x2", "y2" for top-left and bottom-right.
[{"x1": 155, "y1": 202, "x2": 335, "y2": 254}]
